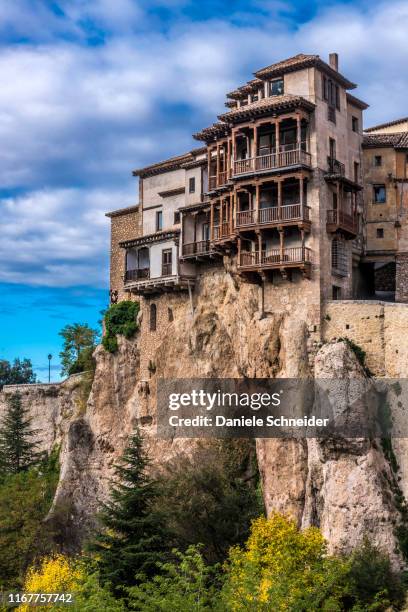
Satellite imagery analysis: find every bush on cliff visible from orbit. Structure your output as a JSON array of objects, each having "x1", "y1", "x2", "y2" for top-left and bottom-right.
[
  {"x1": 158, "y1": 440, "x2": 263, "y2": 565},
  {"x1": 59, "y1": 323, "x2": 99, "y2": 377},
  {"x1": 102, "y1": 301, "x2": 140, "y2": 353}
]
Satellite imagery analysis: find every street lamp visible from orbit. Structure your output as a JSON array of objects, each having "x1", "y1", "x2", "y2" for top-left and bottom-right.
[{"x1": 48, "y1": 354, "x2": 52, "y2": 383}]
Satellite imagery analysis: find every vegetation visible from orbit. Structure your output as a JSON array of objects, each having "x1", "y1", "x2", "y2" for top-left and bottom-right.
[
  {"x1": 0, "y1": 393, "x2": 41, "y2": 475},
  {"x1": 0, "y1": 357, "x2": 36, "y2": 390},
  {"x1": 0, "y1": 449, "x2": 59, "y2": 590},
  {"x1": 102, "y1": 301, "x2": 140, "y2": 353},
  {"x1": 87, "y1": 429, "x2": 169, "y2": 596},
  {"x1": 59, "y1": 323, "x2": 99, "y2": 377},
  {"x1": 158, "y1": 440, "x2": 263, "y2": 564},
  {"x1": 338, "y1": 337, "x2": 372, "y2": 376}
]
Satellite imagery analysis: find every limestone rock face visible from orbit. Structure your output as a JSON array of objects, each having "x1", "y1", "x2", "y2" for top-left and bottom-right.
[{"x1": 1, "y1": 267, "x2": 407, "y2": 564}]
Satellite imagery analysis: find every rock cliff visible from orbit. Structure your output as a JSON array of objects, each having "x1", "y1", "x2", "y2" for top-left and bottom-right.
[{"x1": 1, "y1": 267, "x2": 407, "y2": 564}]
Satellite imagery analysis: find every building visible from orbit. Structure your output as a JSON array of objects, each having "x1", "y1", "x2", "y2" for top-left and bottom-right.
[
  {"x1": 362, "y1": 119, "x2": 408, "y2": 301},
  {"x1": 106, "y1": 52, "x2": 374, "y2": 377}
]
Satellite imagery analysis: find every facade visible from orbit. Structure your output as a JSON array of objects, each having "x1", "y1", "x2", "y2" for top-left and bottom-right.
[
  {"x1": 362, "y1": 119, "x2": 408, "y2": 301},
  {"x1": 105, "y1": 52, "x2": 408, "y2": 375}
]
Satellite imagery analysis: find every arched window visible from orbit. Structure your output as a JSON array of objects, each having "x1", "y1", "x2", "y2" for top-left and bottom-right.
[{"x1": 150, "y1": 303, "x2": 157, "y2": 331}]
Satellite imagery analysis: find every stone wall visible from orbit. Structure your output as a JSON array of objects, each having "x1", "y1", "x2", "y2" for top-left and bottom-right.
[
  {"x1": 396, "y1": 252, "x2": 408, "y2": 302},
  {"x1": 106, "y1": 206, "x2": 141, "y2": 300},
  {"x1": 322, "y1": 299, "x2": 408, "y2": 377}
]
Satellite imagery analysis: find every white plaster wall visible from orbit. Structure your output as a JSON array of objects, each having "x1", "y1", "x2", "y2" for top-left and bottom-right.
[{"x1": 149, "y1": 240, "x2": 177, "y2": 278}]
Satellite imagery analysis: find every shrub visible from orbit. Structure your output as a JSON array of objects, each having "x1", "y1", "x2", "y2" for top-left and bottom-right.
[{"x1": 102, "y1": 301, "x2": 140, "y2": 354}]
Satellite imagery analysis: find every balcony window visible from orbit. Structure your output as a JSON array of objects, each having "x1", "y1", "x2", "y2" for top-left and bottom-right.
[
  {"x1": 162, "y1": 248, "x2": 172, "y2": 276},
  {"x1": 156, "y1": 210, "x2": 163, "y2": 231},
  {"x1": 269, "y1": 78, "x2": 284, "y2": 96},
  {"x1": 373, "y1": 184, "x2": 386, "y2": 204},
  {"x1": 202, "y1": 223, "x2": 210, "y2": 241},
  {"x1": 332, "y1": 238, "x2": 348, "y2": 276},
  {"x1": 259, "y1": 132, "x2": 275, "y2": 156},
  {"x1": 189, "y1": 177, "x2": 195, "y2": 193},
  {"x1": 174, "y1": 211, "x2": 180, "y2": 224}
]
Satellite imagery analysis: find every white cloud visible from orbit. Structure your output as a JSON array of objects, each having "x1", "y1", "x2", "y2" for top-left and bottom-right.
[{"x1": 0, "y1": 0, "x2": 407, "y2": 287}]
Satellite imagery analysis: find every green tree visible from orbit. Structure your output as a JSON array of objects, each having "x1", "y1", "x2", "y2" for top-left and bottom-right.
[
  {"x1": 0, "y1": 358, "x2": 36, "y2": 390},
  {"x1": 88, "y1": 430, "x2": 169, "y2": 595},
  {"x1": 0, "y1": 449, "x2": 59, "y2": 590},
  {"x1": 59, "y1": 323, "x2": 98, "y2": 377},
  {"x1": 128, "y1": 546, "x2": 221, "y2": 611},
  {"x1": 158, "y1": 440, "x2": 264, "y2": 564},
  {"x1": 0, "y1": 393, "x2": 41, "y2": 475}
]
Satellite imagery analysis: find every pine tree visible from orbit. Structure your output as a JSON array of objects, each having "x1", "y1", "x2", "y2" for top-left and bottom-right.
[
  {"x1": 88, "y1": 429, "x2": 169, "y2": 594},
  {"x1": 0, "y1": 393, "x2": 41, "y2": 475}
]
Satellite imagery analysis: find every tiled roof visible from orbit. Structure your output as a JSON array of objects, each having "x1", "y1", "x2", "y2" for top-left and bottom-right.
[
  {"x1": 133, "y1": 147, "x2": 207, "y2": 178},
  {"x1": 363, "y1": 132, "x2": 408, "y2": 148},
  {"x1": 365, "y1": 117, "x2": 408, "y2": 133},
  {"x1": 346, "y1": 93, "x2": 369, "y2": 110},
  {"x1": 193, "y1": 122, "x2": 231, "y2": 142},
  {"x1": 105, "y1": 204, "x2": 139, "y2": 218},
  {"x1": 254, "y1": 53, "x2": 356, "y2": 89},
  {"x1": 218, "y1": 94, "x2": 315, "y2": 123}
]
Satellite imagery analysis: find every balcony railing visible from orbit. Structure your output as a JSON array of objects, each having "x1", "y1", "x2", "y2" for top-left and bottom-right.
[
  {"x1": 239, "y1": 247, "x2": 312, "y2": 269},
  {"x1": 213, "y1": 222, "x2": 231, "y2": 240},
  {"x1": 208, "y1": 171, "x2": 228, "y2": 190},
  {"x1": 327, "y1": 209, "x2": 357, "y2": 234},
  {"x1": 233, "y1": 144, "x2": 311, "y2": 176},
  {"x1": 182, "y1": 240, "x2": 211, "y2": 257},
  {"x1": 326, "y1": 157, "x2": 345, "y2": 176},
  {"x1": 125, "y1": 268, "x2": 150, "y2": 282},
  {"x1": 236, "y1": 204, "x2": 310, "y2": 228}
]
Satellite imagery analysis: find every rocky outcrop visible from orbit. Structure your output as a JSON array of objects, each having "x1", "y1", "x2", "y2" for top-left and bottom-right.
[{"x1": 2, "y1": 267, "x2": 408, "y2": 564}]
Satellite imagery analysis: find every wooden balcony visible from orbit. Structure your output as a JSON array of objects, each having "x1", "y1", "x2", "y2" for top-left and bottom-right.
[
  {"x1": 125, "y1": 268, "x2": 149, "y2": 282},
  {"x1": 233, "y1": 145, "x2": 311, "y2": 177},
  {"x1": 326, "y1": 157, "x2": 345, "y2": 176},
  {"x1": 326, "y1": 208, "x2": 357, "y2": 238},
  {"x1": 213, "y1": 222, "x2": 232, "y2": 240},
  {"x1": 181, "y1": 240, "x2": 212, "y2": 259},
  {"x1": 235, "y1": 203, "x2": 311, "y2": 229},
  {"x1": 208, "y1": 170, "x2": 229, "y2": 191},
  {"x1": 238, "y1": 246, "x2": 312, "y2": 276}
]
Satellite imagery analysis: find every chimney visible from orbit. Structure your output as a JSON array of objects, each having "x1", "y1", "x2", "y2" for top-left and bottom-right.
[{"x1": 329, "y1": 53, "x2": 339, "y2": 71}]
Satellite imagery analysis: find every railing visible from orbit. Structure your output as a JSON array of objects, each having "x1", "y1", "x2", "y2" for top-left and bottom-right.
[
  {"x1": 213, "y1": 222, "x2": 231, "y2": 240},
  {"x1": 125, "y1": 268, "x2": 149, "y2": 282},
  {"x1": 182, "y1": 240, "x2": 211, "y2": 256},
  {"x1": 239, "y1": 247, "x2": 312, "y2": 268},
  {"x1": 233, "y1": 144, "x2": 311, "y2": 176},
  {"x1": 326, "y1": 157, "x2": 345, "y2": 176},
  {"x1": 327, "y1": 209, "x2": 357, "y2": 232},
  {"x1": 161, "y1": 263, "x2": 172, "y2": 276},
  {"x1": 208, "y1": 171, "x2": 228, "y2": 190},
  {"x1": 236, "y1": 204, "x2": 310, "y2": 227}
]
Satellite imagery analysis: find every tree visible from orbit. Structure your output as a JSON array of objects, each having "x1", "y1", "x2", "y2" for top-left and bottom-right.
[
  {"x1": 158, "y1": 440, "x2": 264, "y2": 564},
  {"x1": 59, "y1": 323, "x2": 98, "y2": 377},
  {"x1": 0, "y1": 358, "x2": 36, "y2": 390},
  {"x1": 0, "y1": 393, "x2": 41, "y2": 475},
  {"x1": 88, "y1": 430, "x2": 169, "y2": 595}
]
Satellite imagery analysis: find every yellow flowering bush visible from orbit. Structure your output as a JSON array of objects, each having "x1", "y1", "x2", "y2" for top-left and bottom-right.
[
  {"x1": 19, "y1": 555, "x2": 83, "y2": 611},
  {"x1": 222, "y1": 514, "x2": 349, "y2": 611}
]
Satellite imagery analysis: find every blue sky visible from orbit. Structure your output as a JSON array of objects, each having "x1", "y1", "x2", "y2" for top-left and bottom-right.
[{"x1": 1, "y1": 0, "x2": 408, "y2": 380}]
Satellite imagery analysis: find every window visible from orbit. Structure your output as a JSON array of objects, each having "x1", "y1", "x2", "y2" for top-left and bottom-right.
[
  {"x1": 352, "y1": 116, "x2": 359, "y2": 132},
  {"x1": 377, "y1": 228, "x2": 384, "y2": 238},
  {"x1": 156, "y1": 210, "x2": 163, "y2": 231},
  {"x1": 322, "y1": 75, "x2": 328, "y2": 101},
  {"x1": 202, "y1": 223, "x2": 210, "y2": 241},
  {"x1": 332, "y1": 286, "x2": 341, "y2": 300},
  {"x1": 162, "y1": 249, "x2": 172, "y2": 276},
  {"x1": 332, "y1": 239, "x2": 348, "y2": 276},
  {"x1": 329, "y1": 138, "x2": 336, "y2": 160},
  {"x1": 374, "y1": 155, "x2": 382, "y2": 167},
  {"x1": 373, "y1": 184, "x2": 386, "y2": 204},
  {"x1": 168, "y1": 307, "x2": 173, "y2": 322},
  {"x1": 328, "y1": 106, "x2": 336, "y2": 124},
  {"x1": 269, "y1": 78, "x2": 284, "y2": 96},
  {"x1": 174, "y1": 211, "x2": 180, "y2": 224},
  {"x1": 354, "y1": 162, "x2": 360, "y2": 183},
  {"x1": 149, "y1": 304, "x2": 157, "y2": 331},
  {"x1": 323, "y1": 75, "x2": 340, "y2": 111},
  {"x1": 189, "y1": 177, "x2": 195, "y2": 193}
]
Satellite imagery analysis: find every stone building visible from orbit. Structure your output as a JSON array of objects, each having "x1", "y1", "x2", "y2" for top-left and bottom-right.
[
  {"x1": 106, "y1": 52, "x2": 376, "y2": 378},
  {"x1": 362, "y1": 118, "x2": 408, "y2": 301}
]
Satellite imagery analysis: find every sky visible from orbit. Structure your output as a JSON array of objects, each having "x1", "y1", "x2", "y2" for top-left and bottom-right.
[{"x1": 0, "y1": 0, "x2": 408, "y2": 380}]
